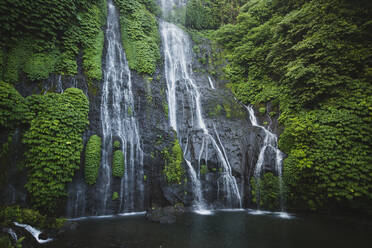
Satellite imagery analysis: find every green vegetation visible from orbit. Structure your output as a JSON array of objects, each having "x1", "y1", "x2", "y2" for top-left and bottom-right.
[
  {"x1": 200, "y1": 164, "x2": 208, "y2": 175},
  {"x1": 0, "y1": 235, "x2": 23, "y2": 248},
  {"x1": 23, "y1": 88, "x2": 89, "y2": 214},
  {"x1": 0, "y1": 206, "x2": 65, "y2": 230},
  {"x1": 0, "y1": 82, "x2": 31, "y2": 187},
  {"x1": 185, "y1": 0, "x2": 241, "y2": 30},
  {"x1": 258, "y1": 107, "x2": 266, "y2": 114},
  {"x1": 213, "y1": 0, "x2": 372, "y2": 212},
  {"x1": 85, "y1": 135, "x2": 102, "y2": 185},
  {"x1": 113, "y1": 140, "x2": 121, "y2": 150},
  {"x1": 162, "y1": 138, "x2": 185, "y2": 185},
  {"x1": 250, "y1": 173, "x2": 281, "y2": 210},
  {"x1": 114, "y1": 0, "x2": 161, "y2": 74},
  {"x1": 112, "y1": 191, "x2": 119, "y2": 200},
  {"x1": 0, "y1": 0, "x2": 106, "y2": 83},
  {"x1": 112, "y1": 150, "x2": 125, "y2": 178},
  {"x1": 0, "y1": 82, "x2": 31, "y2": 128}
]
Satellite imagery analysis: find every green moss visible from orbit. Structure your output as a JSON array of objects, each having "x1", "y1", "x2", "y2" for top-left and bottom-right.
[
  {"x1": 128, "y1": 106, "x2": 133, "y2": 116},
  {"x1": 200, "y1": 164, "x2": 208, "y2": 175},
  {"x1": 163, "y1": 101, "x2": 169, "y2": 119},
  {"x1": 85, "y1": 135, "x2": 102, "y2": 185},
  {"x1": 209, "y1": 104, "x2": 223, "y2": 117},
  {"x1": 112, "y1": 150, "x2": 125, "y2": 178},
  {"x1": 112, "y1": 192, "x2": 119, "y2": 201},
  {"x1": 223, "y1": 102, "x2": 231, "y2": 118},
  {"x1": 162, "y1": 138, "x2": 185, "y2": 185}
]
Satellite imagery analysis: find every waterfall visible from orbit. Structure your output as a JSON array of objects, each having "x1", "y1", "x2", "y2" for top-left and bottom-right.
[
  {"x1": 208, "y1": 77, "x2": 216, "y2": 89},
  {"x1": 160, "y1": 0, "x2": 241, "y2": 209},
  {"x1": 246, "y1": 105, "x2": 285, "y2": 211},
  {"x1": 98, "y1": 0, "x2": 144, "y2": 214},
  {"x1": 13, "y1": 222, "x2": 53, "y2": 244}
]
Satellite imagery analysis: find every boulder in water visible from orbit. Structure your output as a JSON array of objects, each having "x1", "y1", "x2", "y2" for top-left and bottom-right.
[{"x1": 145, "y1": 206, "x2": 184, "y2": 224}]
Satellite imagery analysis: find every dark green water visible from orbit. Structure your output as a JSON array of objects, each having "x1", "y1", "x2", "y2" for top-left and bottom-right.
[{"x1": 46, "y1": 210, "x2": 372, "y2": 248}]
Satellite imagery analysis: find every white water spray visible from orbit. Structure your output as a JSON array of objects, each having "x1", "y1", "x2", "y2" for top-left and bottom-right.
[
  {"x1": 246, "y1": 105, "x2": 285, "y2": 211},
  {"x1": 98, "y1": 0, "x2": 144, "y2": 214},
  {"x1": 160, "y1": 0, "x2": 241, "y2": 209}
]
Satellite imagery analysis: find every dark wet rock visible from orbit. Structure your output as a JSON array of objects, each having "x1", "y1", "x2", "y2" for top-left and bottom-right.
[
  {"x1": 145, "y1": 206, "x2": 185, "y2": 224},
  {"x1": 58, "y1": 222, "x2": 79, "y2": 235}
]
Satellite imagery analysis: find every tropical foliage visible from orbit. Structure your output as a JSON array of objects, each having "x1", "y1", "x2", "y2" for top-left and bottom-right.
[
  {"x1": 162, "y1": 137, "x2": 185, "y2": 185},
  {"x1": 23, "y1": 88, "x2": 89, "y2": 214},
  {"x1": 114, "y1": 0, "x2": 161, "y2": 74},
  {"x1": 213, "y1": 0, "x2": 372, "y2": 212},
  {"x1": 85, "y1": 135, "x2": 102, "y2": 185},
  {"x1": 112, "y1": 150, "x2": 125, "y2": 178},
  {"x1": 0, "y1": 0, "x2": 107, "y2": 83}
]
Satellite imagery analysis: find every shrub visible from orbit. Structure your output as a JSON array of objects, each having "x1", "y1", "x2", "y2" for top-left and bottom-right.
[
  {"x1": 23, "y1": 88, "x2": 89, "y2": 214},
  {"x1": 112, "y1": 192, "x2": 119, "y2": 201},
  {"x1": 113, "y1": 140, "x2": 121, "y2": 150},
  {"x1": 0, "y1": 82, "x2": 31, "y2": 128},
  {"x1": 85, "y1": 135, "x2": 102, "y2": 185},
  {"x1": 0, "y1": 206, "x2": 65, "y2": 230},
  {"x1": 162, "y1": 138, "x2": 185, "y2": 185},
  {"x1": 200, "y1": 164, "x2": 208, "y2": 175},
  {"x1": 112, "y1": 150, "x2": 125, "y2": 178},
  {"x1": 114, "y1": 0, "x2": 160, "y2": 74},
  {"x1": 259, "y1": 107, "x2": 266, "y2": 114},
  {"x1": 250, "y1": 173, "x2": 281, "y2": 210}
]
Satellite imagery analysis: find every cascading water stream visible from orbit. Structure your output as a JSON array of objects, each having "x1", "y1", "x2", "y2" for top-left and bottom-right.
[
  {"x1": 160, "y1": 0, "x2": 241, "y2": 210},
  {"x1": 246, "y1": 105, "x2": 285, "y2": 211},
  {"x1": 208, "y1": 77, "x2": 216, "y2": 90},
  {"x1": 98, "y1": 0, "x2": 144, "y2": 214}
]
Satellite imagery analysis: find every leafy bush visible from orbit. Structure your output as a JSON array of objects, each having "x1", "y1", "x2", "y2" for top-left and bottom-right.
[
  {"x1": 23, "y1": 88, "x2": 89, "y2": 214},
  {"x1": 200, "y1": 164, "x2": 208, "y2": 175},
  {"x1": 162, "y1": 138, "x2": 185, "y2": 185},
  {"x1": 112, "y1": 150, "x2": 125, "y2": 178},
  {"x1": 114, "y1": 0, "x2": 160, "y2": 74},
  {"x1": 112, "y1": 191, "x2": 119, "y2": 200},
  {"x1": 113, "y1": 140, "x2": 121, "y2": 150},
  {"x1": 250, "y1": 172, "x2": 281, "y2": 210},
  {"x1": 0, "y1": 82, "x2": 31, "y2": 128},
  {"x1": 85, "y1": 135, "x2": 102, "y2": 185},
  {"x1": 185, "y1": 0, "x2": 241, "y2": 30},
  {"x1": 259, "y1": 107, "x2": 266, "y2": 114}
]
